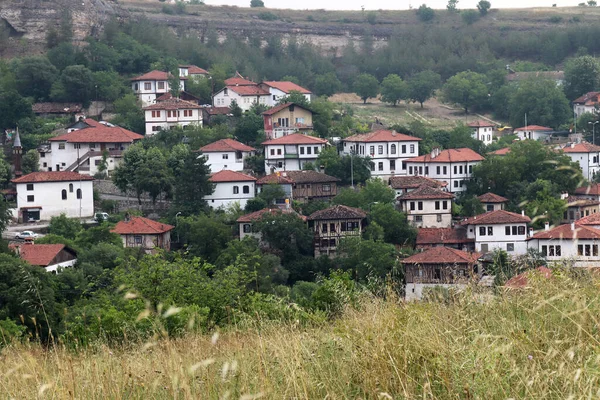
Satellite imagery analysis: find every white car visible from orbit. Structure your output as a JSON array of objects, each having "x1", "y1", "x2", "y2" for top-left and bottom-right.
[{"x1": 15, "y1": 231, "x2": 38, "y2": 241}]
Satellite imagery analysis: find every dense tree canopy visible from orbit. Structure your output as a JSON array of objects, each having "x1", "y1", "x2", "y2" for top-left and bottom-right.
[
  {"x1": 563, "y1": 56, "x2": 600, "y2": 101},
  {"x1": 442, "y1": 71, "x2": 488, "y2": 113},
  {"x1": 508, "y1": 78, "x2": 571, "y2": 129}
]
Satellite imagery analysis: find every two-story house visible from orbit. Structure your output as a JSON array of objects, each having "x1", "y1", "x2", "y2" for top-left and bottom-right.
[
  {"x1": 308, "y1": 205, "x2": 366, "y2": 258},
  {"x1": 263, "y1": 133, "x2": 329, "y2": 173},
  {"x1": 212, "y1": 85, "x2": 270, "y2": 111},
  {"x1": 39, "y1": 119, "x2": 144, "y2": 176},
  {"x1": 236, "y1": 207, "x2": 305, "y2": 240},
  {"x1": 462, "y1": 210, "x2": 531, "y2": 255},
  {"x1": 11, "y1": 243, "x2": 78, "y2": 273},
  {"x1": 527, "y1": 223, "x2": 600, "y2": 267},
  {"x1": 389, "y1": 175, "x2": 446, "y2": 198},
  {"x1": 341, "y1": 130, "x2": 421, "y2": 179},
  {"x1": 111, "y1": 216, "x2": 174, "y2": 252},
  {"x1": 403, "y1": 246, "x2": 482, "y2": 301},
  {"x1": 416, "y1": 227, "x2": 474, "y2": 252},
  {"x1": 573, "y1": 91, "x2": 600, "y2": 117},
  {"x1": 257, "y1": 170, "x2": 340, "y2": 203},
  {"x1": 131, "y1": 70, "x2": 186, "y2": 106},
  {"x1": 514, "y1": 125, "x2": 553, "y2": 141},
  {"x1": 405, "y1": 147, "x2": 485, "y2": 193},
  {"x1": 574, "y1": 183, "x2": 600, "y2": 201},
  {"x1": 12, "y1": 171, "x2": 94, "y2": 222},
  {"x1": 258, "y1": 81, "x2": 312, "y2": 106},
  {"x1": 178, "y1": 65, "x2": 209, "y2": 80},
  {"x1": 477, "y1": 192, "x2": 508, "y2": 212},
  {"x1": 563, "y1": 196, "x2": 598, "y2": 224},
  {"x1": 397, "y1": 185, "x2": 454, "y2": 228},
  {"x1": 561, "y1": 142, "x2": 600, "y2": 181},
  {"x1": 198, "y1": 139, "x2": 256, "y2": 173},
  {"x1": 262, "y1": 103, "x2": 313, "y2": 139},
  {"x1": 467, "y1": 120, "x2": 494, "y2": 145},
  {"x1": 205, "y1": 170, "x2": 257, "y2": 209},
  {"x1": 143, "y1": 98, "x2": 202, "y2": 135}
]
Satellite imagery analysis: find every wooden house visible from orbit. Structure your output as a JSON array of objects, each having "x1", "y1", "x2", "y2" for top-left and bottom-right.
[{"x1": 308, "y1": 205, "x2": 367, "y2": 258}]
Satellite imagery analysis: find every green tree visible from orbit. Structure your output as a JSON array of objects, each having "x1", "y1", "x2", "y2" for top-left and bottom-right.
[
  {"x1": 13, "y1": 57, "x2": 58, "y2": 101},
  {"x1": 21, "y1": 150, "x2": 40, "y2": 175},
  {"x1": 92, "y1": 71, "x2": 129, "y2": 102},
  {"x1": 47, "y1": 214, "x2": 82, "y2": 239},
  {"x1": 111, "y1": 94, "x2": 145, "y2": 134},
  {"x1": 50, "y1": 65, "x2": 94, "y2": 106},
  {"x1": 442, "y1": 71, "x2": 489, "y2": 113},
  {"x1": 563, "y1": 56, "x2": 600, "y2": 101},
  {"x1": 333, "y1": 178, "x2": 396, "y2": 209},
  {"x1": 112, "y1": 144, "x2": 148, "y2": 204},
  {"x1": 508, "y1": 78, "x2": 571, "y2": 129},
  {"x1": 369, "y1": 203, "x2": 417, "y2": 245},
  {"x1": 172, "y1": 149, "x2": 214, "y2": 215},
  {"x1": 137, "y1": 147, "x2": 173, "y2": 206},
  {"x1": 353, "y1": 73, "x2": 379, "y2": 104},
  {"x1": 314, "y1": 72, "x2": 343, "y2": 97},
  {"x1": 338, "y1": 237, "x2": 400, "y2": 281},
  {"x1": 235, "y1": 112, "x2": 264, "y2": 146},
  {"x1": 258, "y1": 184, "x2": 286, "y2": 205},
  {"x1": 250, "y1": 0, "x2": 265, "y2": 6},
  {"x1": 456, "y1": 194, "x2": 485, "y2": 217},
  {"x1": 0, "y1": 90, "x2": 32, "y2": 130},
  {"x1": 380, "y1": 74, "x2": 408, "y2": 106},
  {"x1": 416, "y1": 4, "x2": 435, "y2": 21},
  {"x1": 447, "y1": 0, "x2": 459, "y2": 12},
  {"x1": 407, "y1": 70, "x2": 442, "y2": 108},
  {"x1": 177, "y1": 214, "x2": 234, "y2": 262},
  {"x1": 316, "y1": 147, "x2": 371, "y2": 185},
  {"x1": 477, "y1": 0, "x2": 491, "y2": 14},
  {"x1": 462, "y1": 10, "x2": 480, "y2": 24}
]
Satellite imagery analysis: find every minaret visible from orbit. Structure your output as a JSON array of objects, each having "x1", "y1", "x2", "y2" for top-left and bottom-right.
[{"x1": 13, "y1": 128, "x2": 22, "y2": 177}]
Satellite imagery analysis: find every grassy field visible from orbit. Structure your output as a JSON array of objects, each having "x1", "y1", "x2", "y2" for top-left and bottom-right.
[{"x1": 2, "y1": 269, "x2": 600, "y2": 398}]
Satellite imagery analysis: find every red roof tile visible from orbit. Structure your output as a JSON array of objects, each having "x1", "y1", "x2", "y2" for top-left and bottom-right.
[
  {"x1": 575, "y1": 184, "x2": 600, "y2": 196},
  {"x1": 209, "y1": 170, "x2": 257, "y2": 183},
  {"x1": 566, "y1": 196, "x2": 600, "y2": 207},
  {"x1": 131, "y1": 70, "x2": 183, "y2": 81},
  {"x1": 416, "y1": 228, "x2": 473, "y2": 245},
  {"x1": 462, "y1": 210, "x2": 531, "y2": 225},
  {"x1": 143, "y1": 98, "x2": 201, "y2": 110},
  {"x1": 262, "y1": 102, "x2": 312, "y2": 116},
  {"x1": 262, "y1": 133, "x2": 328, "y2": 146},
  {"x1": 275, "y1": 170, "x2": 339, "y2": 183},
  {"x1": 406, "y1": 148, "x2": 484, "y2": 163},
  {"x1": 344, "y1": 130, "x2": 421, "y2": 143},
  {"x1": 467, "y1": 120, "x2": 494, "y2": 128},
  {"x1": 200, "y1": 139, "x2": 255, "y2": 153},
  {"x1": 389, "y1": 176, "x2": 446, "y2": 190},
  {"x1": 308, "y1": 205, "x2": 366, "y2": 220},
  {"x1": 224, "y1": 75, "x2": 256, "y2": 86},
  {"x1": 477, "y1": 192, "x2": 508, "y2": 203},
  {"x1": 572, "y1": 91, "x2": 600, "y2": 105},
  {"x1": 529, "y1": 224, "x2": 600, "y2": 240},
  {"x1": 256, "y1": 174, "x2": 294, "y2": 185},
  {"x1": 48, "y1": 119, "x2": 143, "y2": 143},
  {"x1": 180, "y1": 65, "x2": 209, "y2": 75},
  {"x1": 505, "y1": 267, "x2": 552, "y2": 289},
  {"x1": 204, "y1": 107, "x2": 232, "y2": 116},
  {"x1": 576, "y1": 212, "x2": 600, "y2": 225},
  {"x1": 111, "y1": 216, "x2": 173, "y2": 234},
  {"x1": 402, "y1": 247, "x2": 481, "y2": 265},
  {"x1": 397, "y1": 185, "x2": 454, "y2": 200},
  {"x1": 237, "y1": 207, "x2": 305, "y2": 222},
  {"x1": 225, "y1": 85, "x2": 270, "y2": 96},
  {"x1": 561, "y1": 142, "x2": 600, "y2": 153},
  {"x1": 32, "y1": 102, "x2": 83, "y2": 114},
  {"x1": 261, "y1": 81, "x2": 312, "y2": 94},
  {"x1": 14, "y1": 244, "x2": 73, "y2": 267},
  {"x1": 514, "y1": 125, "x2": 552, "y2": 131},
  {"x1": 12, "y1": 172, "x2": 94, "y2": 184},
  {"x1": 490, "y1": 147, "x2": 510, "y2": 156}
]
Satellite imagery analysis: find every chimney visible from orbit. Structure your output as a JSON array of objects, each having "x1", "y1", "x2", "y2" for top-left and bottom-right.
[
  {"x1": 545, "y1": 222, "x2": 550, "y2": 231},
  {"x1": 560, "y1": 191, "x2": 569, "y2": 200},
  {"x1": 571, "y1": 222, "x2": 575, "y2": 231},
  {"x1": 521, "y1": 210, "x2": 525, "y2": 216},
  {"x1": 391, "y1": 130, "x2": 397, "y2": 137},
  {"x1": 571, "y1": 142, "x2": 576, "y2": 148},
  {"x1": 528, "y1": 227, "x2": 534, "y2": 237},
  {"x1": 125, "y1": 212, "x2": 131, "y2": 222},
  {"x1": 12, "y1": 128, "x2": 22, "y2": 177},
  {"x1": 430, "y1": 147, "x2": 440, "y2": 159}
]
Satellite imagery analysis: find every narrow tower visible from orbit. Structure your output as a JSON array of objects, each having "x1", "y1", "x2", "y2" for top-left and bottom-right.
[{"x1": 13, "y1": 128, "x2": 22, "y2": 177}]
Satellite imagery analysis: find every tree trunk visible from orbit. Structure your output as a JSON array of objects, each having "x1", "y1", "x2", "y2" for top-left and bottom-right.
[
  {"x1": 363, "y1": 98, "x2": 367, "y2": 104},
  {"x1": 420, "y1": 101, "x2": 424, "y2": 108}
]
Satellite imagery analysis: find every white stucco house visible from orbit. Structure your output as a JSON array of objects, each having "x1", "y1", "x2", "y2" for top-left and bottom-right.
[
  {"x1": 39, "y1": 119, "x2": 144, "y2": 176},
  {"x1": 258, "y1": 81, "x2": 312, "y2": 106},
  {"x1": 212, "y1": 85, "x2": 270, "y2": 111},
  {"x1": 462, "y1": 210, "x2": 531, "y2": 255},
  {"x1": 178, "y1": 65, "x2": 209, "y2": 79},
  {"x1": 205, "y1": 170, "x2": 257, "y2": 209},
  {"x1": 143, "y1": 98, "x2": 202, "y2": 135},
  {"x1": 467, "y1": 120, "x2": 494, "y2": 146},
  {"x1": 12, "y1": 171, "x2": 94, "y2": 222},
  {"x1": 131, "y1": 70, "x2": 186, "y2": 106},
  {"x1": 573, "y1": 91, "x2": 600, "y2": 118},
  {"x1": 527, "y1": 223, "x2": 600, "y2": 267},
  {"x1": 514, "y1": 125, "x2": 553, "y2": 141},
  {"x1": 477, "y1": 192, "x2": 509, "y2": 212},
  {"x1": 404, "y1": 147, "x2": 485, "y2": 193},
  {"x1": 397, "y1": 185, "x2": 454, "y2": 228},
  {"x1": 561, "y1": 142, "x2": 600, "y2": 181},
  {"x1": 341, "y1": 130, "x2": 421, "y2": 178},
  {"x1": 263, "y1": 133, "x2": 329, "y2": 173},
  {"x1": 198, "y1": 139, "x2": 256, "y2": 173},
  {"x1": 111, "y1": 216, "x2": 174, "y2": 252}
]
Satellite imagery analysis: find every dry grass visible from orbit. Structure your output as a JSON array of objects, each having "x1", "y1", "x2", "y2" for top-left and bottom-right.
[{"x1": 2, "y1": 270, "x2": 600, "y2": 398}]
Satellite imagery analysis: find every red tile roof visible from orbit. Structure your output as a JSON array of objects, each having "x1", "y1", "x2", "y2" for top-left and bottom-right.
[
  {"x1": 237, "y1": 207, "x2": 305, "y2": 223},
  {"x1": 402, "y1": 247, "x2": 481, "y2": 265},
  {"x1": 200, "y1": 139, "x2": 255, "y2": 153},
  {"x1": 467, "y1": 120, "x2": 494, "y2": 128},
  {"x1": 505, "y1": 267, "x2": 552, "y2": 289},
  {"x1": 397, "y1": 185, "x2": 454, "y2": 200},
  {"x1": 575, "y1": 184, "x2": 600, "y2": 196},
  {"x1": 566, "y1": 196, "x2": 600, "y2": 207},
  {"x1": 462, "y1": 210, "x2": 531, "y2": 225},
  {"x1": 13, "y1": 244, "x2": 74, "y2": 267},
  {"x1": 477, "y1": 192, "x2": 508, "y2": 203},
  {"x1": 262, "y1": 81, "x2": 312, "y2": 94},
  {"x1": 576, "y1": 212, "x2": 600, "y2": 226},
  {"x1": 143, "y1": 98, "x2": 201, "y2": 110},
  {"x1": 49, "y1": 119, "x2": 143, "y2": 143},
  {"x1": 529, "y1": 224, "x2": 600, "y2": 240},
  {"x1": 416, "y1": 228, "x2": 473, "y2": 246},
  {"x1": 111, "y1": 216, "x2": 174, "y2": 235},
  {"x1": 490, "y1": 147, "x2": 510, "y2": 156},
  {"x1": 389, "y1": 175, "x2": 446, "y2": 190},
  {"x1": 262, "y1": 102, "x2": 312, "y2": 116},
  {"x1": 344, "y1": 130, "x2": 422, "y2": 143},
  {"x1": 224, "y1": 75, "x2": 256, "y2": 86},
  {"x1": 131, "y1": 70, "x2": 184, "y2": 81},
  {"x1": 256, "y1": 174, "x2": 295, "y2": 185},
  {"x1": 275, "y1": 170, "x2": 339, "y2": 183},
  {"x1": 209, "y1": 170, "x2": 257, "y2": 183},
  {"x1": 12, "y1": 171, "x2": 94, "y2": 184},
  {"x1": 308, "y1": 205, "x2": 366, "y2": 220},
  {"x1": 226, "y1": 85, "x2": 270, "y2": 96},
  {"x1": 262, "y1": 133, "x2": 328, "y2": 146},
  {"x1": 180, "y1": 65, "x2": 209, "y2": 75},
  {"x1": 572, "y1": 91, "x2": 600, "y2": 105},
  {"x1": 32, "y1": 102, "x2": 83, "y2": 114},
  {"x1": 406, "y1": 148, "x2": 484, "y2": 163},
  {"x1": 514, "y1": 125, "x2": 552, "y2": 131},
  {"x1": 561, "y1": 142, "x2": 600, "y2": 153}
]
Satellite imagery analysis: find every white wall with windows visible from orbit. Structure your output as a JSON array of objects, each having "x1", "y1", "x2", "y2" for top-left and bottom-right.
[
  {"x1": 264, "y1": 144, "x2": 325, "y2": 173},
  {"x1": 15, "y1": 180, "x2": 94, "y2": 221},
  {"x1": 341, "y1": 140, "x2": 420, "y2": 178},
  {"x1": 399, "y1": 198, "x2": 452, "y2": 228},
  {"x1": 527, "y1": 239, "x2": 600, "y2": 267},
  {"x1": 404, "y1": 161, "x2": 481, "y2": 193},
  {"x1": 205, "y1": 181, "x2": 256, "y2": 209},
  {"x1": 465, "y1": 222, "x2": 529, "y2": 255}
]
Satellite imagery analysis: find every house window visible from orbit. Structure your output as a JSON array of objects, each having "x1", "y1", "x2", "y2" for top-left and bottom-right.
[
  {"x1": 418, "y1": 201, "x2": 423, "y2": 210},
  {"x1": 62, "y1": 189, "x2": 67, "y2": 200},
  {"x1": 224, "y1": 88, "x2": 228, "y2": 96},
  {"x1": 330, "y1": 223, "x2": 336, "y2": 232},
  {"x1": 541, "y1": 245, "x2": 547, "y2": 256},
  {"x1": 58, "y1": 143, "x2": 65, "y2": 150},
  {"x1": 26, "y1": 184, "x2": 33, "y2": 191},
  {"x1": 134, "y1": 83, "x2": 139, "y2": 91},
  {"x1": 481, "y1": 244, "x2": 489, "y2": 253},
  {"x1": 425, "y1": 166, "x2": 429, "y2": 175},
  {"x1": 322, "y1": 223, "x2": 328, "y2": 233},
  {"x1": 270, "y1": 149, "x2": 275, "y2": 156},
  {"x1": 95, "y1": 160, "x2": 101, "y2": 166},
  {"x1": 152, "y1": 126, "x2": 161, "y2": 132},
  {"x1": 322, "y1": 184, "x2": 331, "y2": 192},
  {"x1": 243, "y1": 224, "x2": 252, "y2": 233},
  {"x1": 435, "y1": 201, "x2": 440, "y2": 210},
  {"x1": 69, "y1": 183, "x2": 73, "y2": 193},
  {"x1": 410, "y1": 202, "x2": 415, "y2": 211},
  {"x1": 437, "y1": 214, "x2": 442, "y2": 222},
  {"x1": 479, "y1": 226, "x2": 486, "y2": 236},
  {"x1": 378, "y1": 162, "x2": 383, "y2": 171},
  {"x1": 469, "y1": 165, "x2": 473, "y2": 174},
  {"x1": 158, "y1": 82, "x2": 165, "y2": 90},
  {"x1": 410, "y1": 144, "x2": 415, "y2": 153},
  {"x1": 454, "y1": 166, "x2": 458, "y2": 174},
  {"x1": 152, "y1": 111, "x2": 161, "y2": 118},
  {"x1": 442, "y1": 201, "x2": 448, "y2": 209},
  {"x1": 415, "y1": 215, "x2": 423, "y2": 222},
  {"x1": 378, "y1": 145, "x2": 384, "y2": 155},
  {"x1": 390, "y1": 160, "x2": 395, "y2": 171},
  {"x1": 487, "y1": 204, "x2": 494, "y2": 212},
  {"x1": 223, "y1": 154, "x2": 229, "y2": 159},
  {"x1": 443, "y1": 166, "x2": 447, "y2": 174},
  {"x1": 454, "y1": 181, "x2": 459, "y2": 188},
  {"x1": 27, "y1": 195, "x2": 34, "y2": 202},
  {"x1": 390, "y1": 144, "x2": 396, "y2": 154},
  {"x1": 436, "y1": 166, "x2": 440, "y2": 174},
  {"x1": 300, "y1": 147, "x2": 305, "y2": 155},
  {"x1": 518, "y1": 226, "x2": 525, "y2": 235},
  {"x1": 409, "y1": 166, "x2": 413, "y2": 175},
  {"x1": 134, "y1": 235, "x2": 143, "y2": 244},
  {"x1": 459, "y1": 165, "x2": 463, "y2": 174},
  {"x1": 505, "y1": 226, "x2": 511, "y2": 235},
  {"x1": 369, "y1": 146, "x2": 375, "y2": 155},
  {"x1": 487, "y1": 226, "x2": 493, "y2": 236},
  {"x1": 402, "y1": 145, "x2": 406, "y2": 153},
  {"x1": 76, "y1": 189, "x2": 82, "y2": 199},
  {"x1": 74, "y1": 143, "x2": 81, "y2": 149},
  {"x1": 307, "y1": 147, "x2": 312, "y2": 155},
  {"x1": 144, "y1": 82, "x2": 151, "y2": 90},
  {"x1": 243, "y1": 185, "x2": 250, "y2": 194},
  {"x1": 277, "y1": 149, "x2": 282, "y2": 155},
  {"x1": 507, "y1": 243, "x2": 514, "y2": 252},
  {"x1": 314, "y1": 147, "x2": 320, "y2": 154},
  {"x1": 233, "y1": 186, "x2": 239, "y2": 194},
  {"x1": 402, "y1": 162, "x2": 406, "y2": 170}
]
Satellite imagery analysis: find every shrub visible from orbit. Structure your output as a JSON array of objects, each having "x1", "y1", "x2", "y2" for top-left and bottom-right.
[
  {"x1": 549, "y1": 15, "x2": 563, "y2": 23},
  {"x1": 462, "y1": 10, "x2": 480, "y2": 24},
  {"x1": 366, "y1": 12, "x2": 377, "y2": 24},
  {"x1": 258, "y1": 11, "x2": 278, "y2": 20},
  {"x1": 416, "y1": 4, "x2": 435, "y2": 21}
]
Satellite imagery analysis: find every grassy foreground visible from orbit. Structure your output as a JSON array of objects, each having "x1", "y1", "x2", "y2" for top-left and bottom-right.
[{"x1": 2, "y1": 270, "x2": 600, "y2": 399}]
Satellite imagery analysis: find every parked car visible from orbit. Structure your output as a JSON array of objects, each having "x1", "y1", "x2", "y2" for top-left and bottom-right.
[
  {"x1": 94, "y1": 212, "x2": 109, "y2": 222},
  {"x1": 15, "y1": 231, "x2": 38, "y2": 240}
]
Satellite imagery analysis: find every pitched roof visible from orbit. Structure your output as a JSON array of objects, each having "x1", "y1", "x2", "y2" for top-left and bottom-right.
[
  {"x1": 506, "y1": 71, "x2": 564, "y2": 82},
  {"x1": 262, "y1": 133, "x2": 328, "y2": 146},
  {"x1": 566, "y1": 196, "x2": 600, "y2": 207},
  {"x1": 156, "y1": 91, "x2": 200, "y2": 102},
  {"x1": 204, "y1": 107, "x2": 232, "y2": 116},
  {"x1": 131, "y1": 70, "x2": 182, "y2": 81},
  {"x1": 389, "y1": 175, "x2": 446, "y2": 190},
  {"x1": 12, "y1": 171, "x2": 94, "y2": 184},
  {"x1": 572, "y1": 91, "x2": 600, "y2": 105},
  {"x1": 199, "y1": 139, "x2": 255, "y2": 153},
  {"x1": 505, "y1": 267, "x2": 552, "y2": 289},
  {"x1": 308, "y1": 205, "x2": 366, "y2": 220},
  {"x1": 32, "y1": 102, "x2": 83, "y2": 114},
  {"x1": 397, "y1": 185, "x2": 454, "y2": 200},
  {"x1": 575, "y1": 184, "x2": 600, "y2": 196},
  {"x1": 514, "y1": 125, "x2": 552, "y2": 131},
  {"x1": 48, "y1": 119, "x2": 143, "y2": 143},
  {"x1": 180, "y1": 65, "x2": 209, "y2": 75},
  {"x1": 223, "y1": 85, "x2": 270, "y2": 96},
  {"x1": 256, "y1": 174, "x2": 294, "y2": 185},
  {"x1": 344, "y1": 130, "x2": 421, "y2": 143},
  {"x1": 111, "y1": 216, "x2": 174, "y2": 235},
  {"x1": 467, "y1": 120, "x2": 494, "y2": 128},
  {"x1": 262, "y1": 102, "x2": 312, "y2": 116},
  {"x1": 143, "y1": 98, "x2": 201, "y2": 110},
  {"x1": 575, "y1": 212, "x2": 600, "y2": 226},
  {"x1": 209, "y1": 170, "x2": 256, "y2": 183},
  {"x1": 416, "y1": 227, "x2": 473, "y2": 245},
  {"x1": 561, "y1": 142, "x2": 600, "y2": 153},
  {"x1": 406, "y1": 148, "x2": 484, "y2": 163},
  {"x1": 236, "y1": 207, "x2": 305, "y2": 222},
  {"x1": 224, "y1": 74, "x2": 256, "y2": 86},
  {"x1": 529, "y1": 224, "x2": 600, "y2": 240},
  {"x1": 402, "y1": 247, "x2": 481, "y2": 265},
  {"x1": 13, "y1": 244, "x2": 74, "y2": 267},
  {"x1": 275, "y1": 170, "x2": 339, "y2": 184},
  {"x1": 261, "y1": 81, "x2": 312, "y2": 94},
  {"x1": 462, "y1": 210, "x2": 531, "y2": 225},
  {"x1": 477, "y1": 192, "x2": 508, "y2": 203},
  {"x1": 490, "y1": 147, "x2": 511, "y2": 156}
]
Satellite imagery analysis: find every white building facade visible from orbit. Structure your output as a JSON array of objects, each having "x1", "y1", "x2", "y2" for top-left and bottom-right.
[
  {"x1": 397, "y1": 185, "x2": 454, "y2": 228},
  {"x1": 212, "y1": 86, "x2": 270, "y2": 111},
  {"x1": 131, "y1": 70, "x2": 186, "y2": 107},
  {"x1": 463, "y1": 210, "x2": 531, "y2": 255},
  {"x1": 561, "y1": 142, "x2": 600, "y2": 181},
  {"x1": 199, "y1": 139, "x2": 256, "y2": 173},
  {"x1": 143, "y1": 98, "x2": 202, "y2": 135},
  {"x1": 259, "y1": 81, "x2": 313, "y2": 106},
  {"x1": 528, "y1": 223, "x2": 600, "y2": 267},
  {"x1": 467, "y1": 120, "x2": 494, "y2": 146},
  {"x1": 514, "y1": 125, "x2": 553, "y2": 141},
  {"x1": 263, "y1": 133, "x2": 329, "y2": 173},
  {"x1": 205, "y1": 170, "x2": 257, "y2": 209}
]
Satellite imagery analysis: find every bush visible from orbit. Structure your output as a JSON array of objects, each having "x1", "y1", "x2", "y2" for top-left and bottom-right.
[
  {"x1": 549, "y1": 15, "x2": 563, "y2": 23},
  {"x1": 0, "y1": 318, "x2": 26, "y2": 346},
  {"x1": 462, "y1": 10, "x2": 480, "y2": 24},
  {"x1": 100, "y1": 199, "x2": 117, "y2": 213},
  {"x1": 366, "y1": 12, "x2": 377, "y2": 24},
  {"x1": 416, "y1": 4, "x2": 435, "y2": 22},
  {"x1": 258, "y1": 11, "x2": 278, "y2": 20}
]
